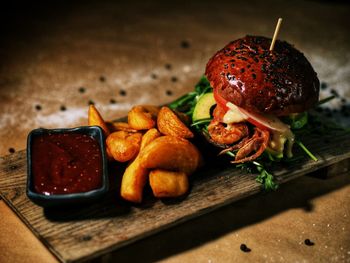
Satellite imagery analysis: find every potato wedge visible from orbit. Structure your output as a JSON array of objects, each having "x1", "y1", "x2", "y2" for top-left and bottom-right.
[
  {"x1": 157, "y1": 106, "x2": 193, "y2": 139},
  {"x1": 149, "y1": 169, "x2": 189, "y2": 198},
  {"x1": 105, "y1": 145, "x2": 115, "y2": 162},
  {"x1": 106, "y1": 131, "x2": 142, "y2": 162},
  {"x1": 175, "y1": 111, "x2": 191, "y2": 126},
  {"x1": 88, "y1": 105, "x2": 110, "y2": 136},
  {"x1": 106, "y1": 121, "x2": 138, "y2": 133},
  {"x1": 120, "y1": 128, "x2": 162, "y2": 203},
  {"x1": 140, "y1": 128, "x2": 162, "y2": 150},
  {"x1": 128, "y1": 105, "x2": 160, "y2": 130},
  {"x1": 138, "y1": 136, "x2": 201, "y2": 175},
  {"x1": 120, "y1": 158, "x2": 149, "y2": 203}
]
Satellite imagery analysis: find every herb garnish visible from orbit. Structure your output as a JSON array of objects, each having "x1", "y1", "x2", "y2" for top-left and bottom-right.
[{"x1": 169, "y1": 76, "x2": 212, "y2": 116}]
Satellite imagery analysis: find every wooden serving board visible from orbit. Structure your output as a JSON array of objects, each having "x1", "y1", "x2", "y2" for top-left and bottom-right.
[{"x1": 1, "y1": 130, "x2": 350, "y2": 262}]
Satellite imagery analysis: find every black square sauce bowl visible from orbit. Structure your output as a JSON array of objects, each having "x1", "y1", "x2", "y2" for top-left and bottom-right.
[{"x1": 26, "y1": 126, "x2": 109, "y2": 207}]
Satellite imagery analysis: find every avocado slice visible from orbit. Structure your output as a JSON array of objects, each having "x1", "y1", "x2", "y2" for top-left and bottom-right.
[{"x1": 192, "y1": 93, "x2": 216, "y2": 122}]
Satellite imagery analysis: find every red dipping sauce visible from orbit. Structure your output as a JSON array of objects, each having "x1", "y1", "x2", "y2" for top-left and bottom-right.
[{"x1": 31, "y1": 133, "x2": 102, "y2": 195}]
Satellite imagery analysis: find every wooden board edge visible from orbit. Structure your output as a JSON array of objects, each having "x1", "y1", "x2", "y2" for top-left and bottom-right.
[{"x1": 278, "y1": 153, "x2": 350, "y2": 184}]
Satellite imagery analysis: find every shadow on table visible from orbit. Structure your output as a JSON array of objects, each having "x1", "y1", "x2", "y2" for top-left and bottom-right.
[{"x1": 90, "y1": 171, "x2": 349, "y2": 263}]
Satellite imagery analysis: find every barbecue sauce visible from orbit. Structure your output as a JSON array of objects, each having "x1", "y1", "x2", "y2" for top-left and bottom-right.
[{"x1": 31, "y1": 133, "x2": 102, "y2": 195}]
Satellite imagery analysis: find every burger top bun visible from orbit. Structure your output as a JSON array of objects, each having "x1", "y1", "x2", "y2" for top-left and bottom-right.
[{"x1": 205, "y1": 35, "x2": 320, "y2": 116}]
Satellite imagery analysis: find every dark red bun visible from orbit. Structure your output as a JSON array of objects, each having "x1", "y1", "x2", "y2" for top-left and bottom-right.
[{"x1": 205, "y1": 35, "x2": 319, "y2": 115}]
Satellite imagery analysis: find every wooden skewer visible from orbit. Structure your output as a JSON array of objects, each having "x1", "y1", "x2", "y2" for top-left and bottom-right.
[{"x1": 269, "y1": 18, "x2": 283, "y2": 51}]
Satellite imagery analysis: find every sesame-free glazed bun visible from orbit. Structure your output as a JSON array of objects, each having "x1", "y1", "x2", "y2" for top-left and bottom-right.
[{"x1": 205, "y1": 35, "x2": 320, "y2": 115}]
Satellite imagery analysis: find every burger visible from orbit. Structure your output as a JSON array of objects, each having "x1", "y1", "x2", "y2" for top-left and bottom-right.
[
  {"x1": 204, "y1": 35, "x2": 320, "y2": 163},
  {"x1": 169, "y1": 35, "x2": 320, "y2": 188}
]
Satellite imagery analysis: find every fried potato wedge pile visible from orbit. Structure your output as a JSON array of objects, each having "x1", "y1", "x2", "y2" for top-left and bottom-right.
[
  {"x1": 128, "y1": 105, "x2": 160, "y2": 130},
  {"x1": 138, "y1": 136, "x2": 201, "y2": 175},
  {"x1": 157, "y1": 107, "x2": 194, "y2": 139},
  {"x1": 106, "y1": 131, "x2": 142, "y2": 162},
  {"x1": 120, "y1": 128, "x2": 161, "y2": 203},
  {"x1": 88, "y1": 105, "x2": 202, "y2": 203},
  {"x1": 88, "y1": 105, "x2": 110, "y2": 136},
  {"x1": 149, "y1": 170, "x2": 189, "y2": 198}
]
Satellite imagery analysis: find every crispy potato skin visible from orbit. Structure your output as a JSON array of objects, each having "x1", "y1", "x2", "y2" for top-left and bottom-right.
[
  {"x1": 105, "y1": 145, "x2": 115, "y2": 162},
  {"x1": 175, "y1": 111, "x2": 191, "y2": 126},
  {"x1": 138, "y1": 135, "x2": 201, "y2": 175},
  {"x1": 128, "y1": 105, "x2": 160, "y2": 130},
  {"x1": 89, "y1": 103, "x2": 202, "y2": 202},
  {"x1": 120, "y1": 158, "x2": 149, "y2": 203},
  {"x1": 120, "y1": 128, "x2": 162, "y2": 203},
  {"x1": 88, "y1": 105, "x2": 110, "y2": 136},
  {"x1": 106, "y1": 131, "x2": 142, "y2": 162},
  {"x1": 140, "y1": 128, "x2": 162, "y2": 150},
  {"x1": 106, "y1": 121, "x2": 137, "y2": 133},
  {"x1": 157, "y1": 107, "x2": 194, "y2": 139},
  {"x1": 149, "y1": 169, "x2": 189, "y2": 198}
]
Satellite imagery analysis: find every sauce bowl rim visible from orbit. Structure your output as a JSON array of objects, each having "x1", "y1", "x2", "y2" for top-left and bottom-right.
[{"x1": 26, "y1": 126, "x2": 109, "y2": 206}]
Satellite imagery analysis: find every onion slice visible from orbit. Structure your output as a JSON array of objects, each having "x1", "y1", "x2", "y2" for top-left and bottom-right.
[{"x1": 226, "y1": 102, "x2": 290, "y2": 133}]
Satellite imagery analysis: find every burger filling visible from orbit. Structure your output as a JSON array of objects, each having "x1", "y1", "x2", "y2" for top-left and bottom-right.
[
  {"x1": 208, "y1": 88, "x2": 295, "y2": 163},
  {"x1": 169, "y1": 75, "x2": 323, "y2": 190}
]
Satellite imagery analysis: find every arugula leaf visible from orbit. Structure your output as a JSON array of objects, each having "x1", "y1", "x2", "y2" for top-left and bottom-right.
[
  {"x1": 190, "y1": 118, "x2": 212, "y2": 133},
  {"x1": 191, "y1": 118, "x2": 212, "y2": 127},
  {"x1": 168, "y1": 92, "x2": 197, "y2": 113},
  {"x1": 194, "y1": 75, "x2": 212, "y2": 94},
  {"x1": 283, "y1": 112, "x2": 308, "y2": 130},
  {"x1": 169, "y1": 76, "x2": 212, "y2": 116},
  {"x1": 295, "y1": 140, "x2": 318, "y2": 161},
  {"x1": 235, "y1": 159, "x2": 278, "y2": 191},
  {"x1": 253, "y1": 161, "x2": 278, "y2": 191}
]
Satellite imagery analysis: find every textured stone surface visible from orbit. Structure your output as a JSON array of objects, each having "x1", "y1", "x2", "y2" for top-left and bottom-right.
[{"x1": 0, "y1": 0, "x2": 349, "y2": 262}]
